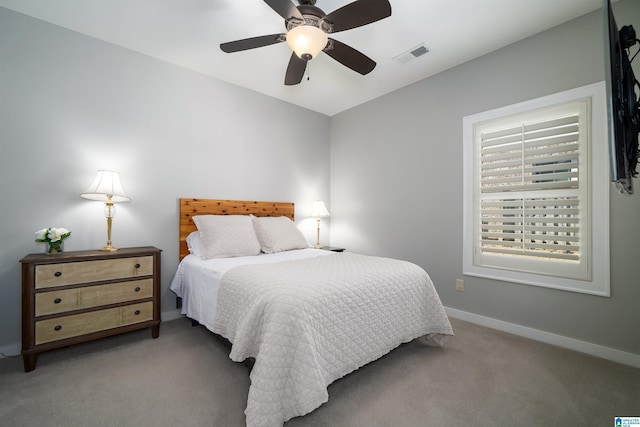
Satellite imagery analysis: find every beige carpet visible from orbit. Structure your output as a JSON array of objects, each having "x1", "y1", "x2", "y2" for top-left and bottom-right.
[{"x1": 0, "y1": 317, "x2": 638, "y2": 426}]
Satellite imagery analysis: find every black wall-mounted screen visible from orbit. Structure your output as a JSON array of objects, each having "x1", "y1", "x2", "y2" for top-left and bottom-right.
[{"x1": 603, "y1": 0, "x2": 639, "y2": 194}]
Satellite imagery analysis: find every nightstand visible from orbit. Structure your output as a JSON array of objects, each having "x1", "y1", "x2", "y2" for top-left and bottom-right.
[
  {"x1": 320, "y1": 246, "x2": 345, "y2": 252},
  {"x1": 20, "y1": 246, "x2": 161, "y2": 372}
]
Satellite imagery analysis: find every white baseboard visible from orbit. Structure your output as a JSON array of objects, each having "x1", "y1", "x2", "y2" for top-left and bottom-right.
[
  {"x1": 161, "y1": 308, "x2": 184, "y2": 322},
  {"x1": 0, "y1": 342, "x2": 21, "y2": 358},
  {"x1": 445, "y1": 307, "x2": 640, "y2": 368}
]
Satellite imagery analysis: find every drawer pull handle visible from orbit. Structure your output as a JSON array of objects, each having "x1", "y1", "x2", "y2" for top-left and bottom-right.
[
  {"x1": 54, "y1": 272, "x2": 62, "y2": 277},
  {"x1": 135, "y1": 263, "x2": 141, "y2": 269},
  {"x1": 134, "y1": 310, "x2": 141, "y2": 315},
  {"x1": 54, "y1": 325, "x2": 62, "y2": 331},
  {"x1": 54, "y1": 298, "x2": 62, "y2": 304},
  {"x1": 134, "y1": 287, "x2": 141, "y2": 292}
]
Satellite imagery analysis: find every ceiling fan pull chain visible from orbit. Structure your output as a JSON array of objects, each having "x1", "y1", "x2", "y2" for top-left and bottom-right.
[{"x1": 306, "y1": 61, "x2": 310, "y2": 81}]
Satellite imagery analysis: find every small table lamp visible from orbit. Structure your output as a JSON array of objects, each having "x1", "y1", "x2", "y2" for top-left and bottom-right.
[
  {"x1": 311, "y1": 200, "x2": 330, "y2": 249},
  {"x1": 81, "y1": 170, "x2": 130, "y2": 251}
]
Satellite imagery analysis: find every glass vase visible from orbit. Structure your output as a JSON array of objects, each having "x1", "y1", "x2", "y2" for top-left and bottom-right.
[{"x1": 46, "y1": 241, "x2": 64, "y2": 254}]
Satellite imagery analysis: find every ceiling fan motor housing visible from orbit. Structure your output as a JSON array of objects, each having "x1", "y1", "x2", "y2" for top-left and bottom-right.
[{"x1": 286, "y1": 4, "x2": 333, "y2": 33}]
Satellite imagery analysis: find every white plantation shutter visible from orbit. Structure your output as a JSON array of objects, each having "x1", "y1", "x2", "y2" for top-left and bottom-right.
[
  {"x1": 463, "y1": 83, "x2": 610, "y2": 296},
  {"x1": 480, "y1": 197, "x2": 580, "y2": 261},
  {"x1": 479, "y1": 110, "x2": 583, "y2": 263},
  {"x1": 473, "y1": 100, "x2": 591, "y2": 281},
  {"x1": 480, "y1": 115, "x2": 580, "y2": 192}
]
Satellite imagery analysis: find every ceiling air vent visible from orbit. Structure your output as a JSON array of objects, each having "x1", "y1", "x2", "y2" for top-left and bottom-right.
[{"x1": 392, "y1": 43, "x2": 429, "y2": 65}]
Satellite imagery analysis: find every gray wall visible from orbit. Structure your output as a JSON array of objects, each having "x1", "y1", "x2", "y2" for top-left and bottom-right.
[
  {"x1": 0, "y1": 7, "x2": 330, "y2": 353},
  {"x1": 330, "y1": 0, "x2": 640, "y2": 355},
  {"x1": 2, "y1": 1, "x2": 639, "y2": 358}
]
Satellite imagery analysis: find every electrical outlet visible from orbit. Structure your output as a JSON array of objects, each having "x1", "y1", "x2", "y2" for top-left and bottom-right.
[{"x1": 455, "y1": 279, "x2": 464, "y2": 292}]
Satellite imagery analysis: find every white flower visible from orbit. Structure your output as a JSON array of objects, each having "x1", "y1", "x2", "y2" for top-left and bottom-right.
[
  {"x1": 35, "y1": 229, "x2": 48, "y2": 241},
  {"x1": 49, "y1": 230, "x2": 62, "y2": 242},
  {"x1": 48, "y1": 228, "x2": 69, "y2": 242}
]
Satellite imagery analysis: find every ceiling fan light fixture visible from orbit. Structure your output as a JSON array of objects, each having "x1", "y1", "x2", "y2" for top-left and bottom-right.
[{"x1": 286, "y1": 25, "x2": 327, "y2": 60}]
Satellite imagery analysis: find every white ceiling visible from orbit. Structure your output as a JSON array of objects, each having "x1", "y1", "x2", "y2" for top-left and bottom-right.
[{"x1": 0, "y1": 0, "x2": 605, "y2": 116}]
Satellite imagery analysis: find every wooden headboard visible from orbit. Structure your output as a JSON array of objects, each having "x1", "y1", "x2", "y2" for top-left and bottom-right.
[{"x1": 179, "y1": 198, "x2": 295, "y2": 261}]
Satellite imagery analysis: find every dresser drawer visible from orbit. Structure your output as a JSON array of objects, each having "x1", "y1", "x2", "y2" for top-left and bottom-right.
[
  {"x1": 121, "y1": 301, "x2": 154, "y2": 325},
  {"x1": 35, "y1": 301, "x2": 154, "y2": 345},
  {"x1": 79, "y1": 278, "x2": 153, "y2": 309},
  {"x1": 35, "y1": 288, "x2": 79, "y2": 316},
  {"x1": 35, "y1": 256, "x2": 153, "y2": 289},
  {"x1": 35, "y1": 279, "x2": 154, "y2": 316}
]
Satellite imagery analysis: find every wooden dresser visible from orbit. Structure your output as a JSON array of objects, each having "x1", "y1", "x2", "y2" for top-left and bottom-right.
[{"x1": 20, "y1": 246, "x2": 161, "y2": 372}]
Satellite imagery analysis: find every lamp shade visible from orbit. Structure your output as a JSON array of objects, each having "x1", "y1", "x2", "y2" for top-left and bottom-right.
[
  {"x1": 80, "y1": 170, "x2": 130, "y2": 202},
  {"x1": 311, "y1": 200, "x2": 330, "y2": 218},
  {"x1": 286, "y1": 25, "x2": 328, "y2": 60}
]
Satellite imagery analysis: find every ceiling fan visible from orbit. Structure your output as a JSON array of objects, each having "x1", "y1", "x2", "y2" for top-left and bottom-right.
[{"x1": 220, "y1": 0, "x2": 392, "y2": 85}]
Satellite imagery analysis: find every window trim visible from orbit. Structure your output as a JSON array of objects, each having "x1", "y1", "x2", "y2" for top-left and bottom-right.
[{"x1": 463, "y1": 82, "x2": 610, "y2": 296}]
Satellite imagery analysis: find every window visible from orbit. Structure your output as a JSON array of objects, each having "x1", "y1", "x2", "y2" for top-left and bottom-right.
[{"x1": 463, "y1": 83, "x2": 610, "y2": 296}]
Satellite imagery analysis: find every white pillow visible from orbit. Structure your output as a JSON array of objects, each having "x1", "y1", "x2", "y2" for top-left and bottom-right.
[
  {"x1": 192, "y1": 215, "x2": 261, "y2": 259},
  {"x1": 186, "y1": 231, "x2": 204, "y2": 257},
  {"x1": 251, "y1": 215, "x2": 309, "y2": 254}
]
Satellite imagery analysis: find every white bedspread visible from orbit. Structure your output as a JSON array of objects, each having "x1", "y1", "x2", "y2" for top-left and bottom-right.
[
  {"x1": 212, "y1": 252, "x2": 453, "y2": 427},
  {"x1": 170, "y1": 249, "x2": 333, "y2": 330}
]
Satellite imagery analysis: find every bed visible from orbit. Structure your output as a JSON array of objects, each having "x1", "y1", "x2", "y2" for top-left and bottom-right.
[{"x1": 170, "y1": 198, "x2": 453, "y2": 427}]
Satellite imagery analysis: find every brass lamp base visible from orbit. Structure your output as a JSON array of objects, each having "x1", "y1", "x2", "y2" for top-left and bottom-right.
[
  {"x1": 315, "y1": 217, "x2": 323, "y2": 249},
  {"x1": 100, "y1": 204, "x2": 118, "y2": 252}
]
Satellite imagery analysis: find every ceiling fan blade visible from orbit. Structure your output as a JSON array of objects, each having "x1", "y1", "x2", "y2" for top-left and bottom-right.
[
  {"x1": 220, "y1": 34, "x2": 285, "y2": 53},
  {"x1": 284, "y1": 52, "x2": 307, "y2": 85},
  {"x1": 324, "y1": 38, "x2": 376, "y2": 75},
  {"x1": 323, "y1": 0, "x2": 391, "y2": 33},
  {"x1": 263, "y1": 0, "x2": 304, "y2": 21}
]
